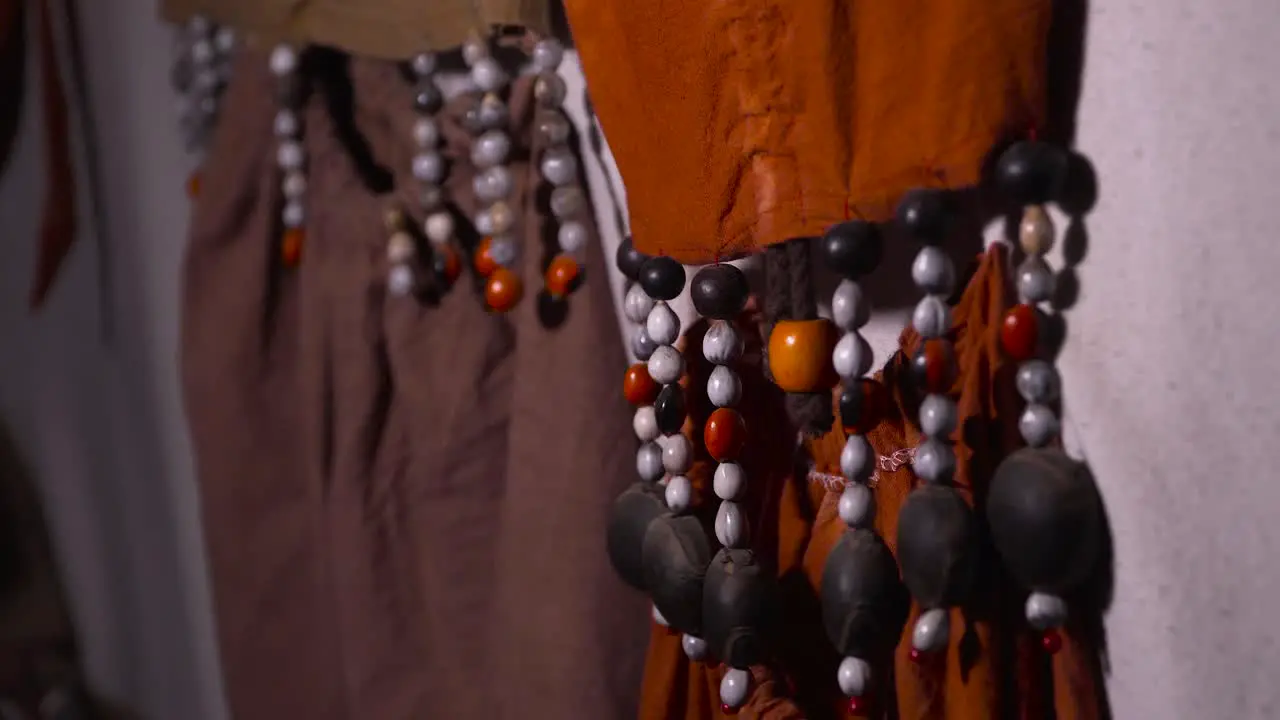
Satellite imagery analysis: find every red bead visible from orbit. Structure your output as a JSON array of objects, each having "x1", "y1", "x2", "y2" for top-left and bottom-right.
[
  {"x1": 721, "y1": 703, "x2": 738, "y2": 716},
  {"x1": 704, "y1": 408, "x2": 747, "y2": 461},
  {"x1": 1041, "y1": 628, "x2": 1063, "y2": 654},
  {"x1": 848, "y1": 695, "x2": 868, "y2": 714},
  {"x1": 623, "y1": 363, "x2": 660, "y2": 405},
  {"x1": 1001, "y1": 304, "x2": 1040, "y2": 361},
  {"x1": 909, "y1": 649, "x2": 923, "y2": 664},
  {"x1": 910, "y1": 339, "x2": 958, "y2": 395}
]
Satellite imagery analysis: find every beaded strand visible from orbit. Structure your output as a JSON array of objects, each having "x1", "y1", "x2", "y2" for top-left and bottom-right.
[{"x1": 269, "y1": 44, "x2": 306, "y2": 268}]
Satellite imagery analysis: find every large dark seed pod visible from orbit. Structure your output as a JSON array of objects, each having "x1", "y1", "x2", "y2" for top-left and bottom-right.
[
  {"x1": 702, "y1": 548, "x2": 774, "y2": 668},
  {"x1": 987, "y1": 447, "x2": 1102, "y2": 593},
  {"x1": 820, "y1": 529, "x2": 909, "y2": 657},
  {"x1": 641, "y1": 514, "x2": 714, "y2": 635},
  {"x1": 996, "y1": 141, "x2": 1068, "y2": 206},
  {"x1": 615, "y1": 237, "x2": 649, "y2": 281},
  {"x1": 638, "y1": 256, "x2": 687, "y2": 301},
  {"x1": 895, "y1": 485, "x2": 978, "y2": 608},
  {"x1": 690, "y1": 264, "x2": 751, "y2": 320},
  {"x1": 653, "y1": 384, "x2": 686, "y2": 435},
  {"x1": 605, "y1": 482, "x2": 669, "y2": 591},
  {"x1": 820, "y1": 222, "x2": 883, "y2": 279},
  {"x1": 895, "y1": 188, "x2": 950, "y2": 242}
]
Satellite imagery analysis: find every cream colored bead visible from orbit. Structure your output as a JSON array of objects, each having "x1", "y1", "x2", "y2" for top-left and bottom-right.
[
  {"x1": 386, "y1": 231, "x2": 416, "y2": 263},
  {"x1": 1019, "y1": 204, "x2": 1055, "y2": 256}
]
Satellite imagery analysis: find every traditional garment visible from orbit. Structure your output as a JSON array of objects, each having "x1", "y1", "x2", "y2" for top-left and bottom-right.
[{"x1": 181, "y1": 50, "x2": 648, "y2": 719}]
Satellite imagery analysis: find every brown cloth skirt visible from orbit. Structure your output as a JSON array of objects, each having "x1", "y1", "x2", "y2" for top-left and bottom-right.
[{"x1": 180, "y1": 50, "x2": 648, "y2": 719}]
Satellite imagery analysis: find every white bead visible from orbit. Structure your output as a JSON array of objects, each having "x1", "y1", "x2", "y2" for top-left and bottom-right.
[
  {"x1": 557, "y1": 221, "x2": 588, "y2": 253},
  {"x1": 911, "y1": 608, "x2": 950, "y2": 652},
  {"x1": 281, "y1": 201, "x2": 305, "y2": 229},
  {"x1": 471, "y1": 129, "x2": 511, "y2": 168},
  {"x1": 714, "y1": 501, "x2": 745, "y2": 547},
  {"x1": 387, "y1": 265, "x2": 416, "y2": 296},
  {"x1": 268, "y1": 45, "x2": 297, "y2": 76},
  {"x1": 637, "y1": 443, "x2": 665, "y2": 482},
  {"x1": 633, "y1": 407, "x2": 659, "y2": 442},
  {"x1": 273, "y1": 110, "x2": 298, "y2": 138},
  {"x1": 488, "y1": 236, "x2": 518, "y2": 268},
  {"x1": 702, "y1": 321, "x2": 743, "y2": 365},
  {"x1": 919, "y1": 394, "x2": 958, "y2": 438},
  {"x1": 462, "y1": 37, "x2": 489, "y2": 66},
  {"x1": 624, "y1": 283, "x2": 656, "y2": 324},
  {"x1": 832, "y1": 332, "x2": 873, "y2": 380},
  {"x1": 652, "y1": 605, "x2": 669, "y2": 627},
  {"x1": 276, "y1": 140, "x2": 304, "y2": 171},
  {"x1": 531, "y1": 38, "x2": 565, "y2": 73},
  {"x1": 912, "y1": 295, "x2": 952, "y2": 339},
  {"x1": 713, "y1": 463, "x2": 744, "y2": 501},
  {"x1": 840, "y1": 434, "x2": 873, "y2": 480},
  {"x1": 836, "y1": 656, "x2": 872, "y2": 697},
  {"x1": 282, "y1": 172, "x2": 307, "y2": 199},
  {"x1": 470, "y1": 56, "x2": 508, "y2": 93},
  {"x1": 706, "y1": 365, "x2": 741, "y2": 408},
  {"x1": 187, "y1": 15, "x2": 212, "y2": 36},
  {"x1": 719, "y1": 668, "x2": 751, "y2": 708},
  {"x1": 647, "y1": 345, "x2": 684, "y2": 385},
  {"x1": 539, "y1": 150, "x2": 578, "y2": 187},
  {"x1": 423, "y1": 212, "x2": 454, "y2": 245},
  {"x1": 663, "y1": 435, "x2": 693, "y2": 474},
  {"x1": 681, "y1": 634, "x2": 708, "y2": 661},
  {"x1": 837, "y1": 483, "x2": 874, "y2": 527},
  {"x1": 1025, "y1": 592, "x2": 1068, "y2": 630},
  {"x1": 412, "y1": 117, "x2": 439, "y2": 148},
  {"x1": 831, "y1": 279, "x2": 870, "y2": 331},
  {"x1": 386, "y1": 232, "x2": 415, "y2": 263},
  {"x1": 190, "y1": 39, "x2": 215, "y2": 66},
  {"x1": 665, "y1": 475, "x2": 692, "y2": 512},
  {"x1": 473, "y1": 166, "x2": 512, "y2": 203},
  {"x1": 646, "y1": 302, "x2": 681, "y2": 347},
  {"x1": 413, "y1": 153, "x2": 446, "y2": 184},
  {"x1": 214, "y1": 27, "x2": 237, "y2": 53},
  {"x1": 410, "y1": 52, "x2": 437, "y2": 77}
]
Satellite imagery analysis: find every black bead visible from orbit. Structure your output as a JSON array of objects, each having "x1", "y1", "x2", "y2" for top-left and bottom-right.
[
  {"x1": 605, "y1": 483, "x2": 669, "y2": 591},
  {"x1": 702, "y1": 548, "x2": 773, "y2": 667},
  {"x1": 820, "y1": 223, "x2": 883, "y2": 278},
  {"x1": 638, "y1": 256, "x2": 687, "y2": 301},
  {"x1": 820, "y1": 529, "x2": 909, "y2": 657},
  {"x1": 413, "y1": 84, "x2": 444, "y2": 114},
  {"x1": 653, "y1": 384, "x2": 686, "y2": 435},
  {"x1": 996, "y1": 141, "x2": 1068, "y2": 206},
  {"x1": 986, "y1": 448, "x2": 1102, "y2": 593},
  {"x1": 895, "y1": 188, "x2": 950, "y2": 242},
  {"x1": 838, "y1": 387, "x2": 863, "y2": 430},
  {"x1": 642, "y1": 514, "x2": 713, "y2": 635},
  {"x1": 615, "y1": 237, "x2": 649, "y2": 281},
  {"x1": 895, "y1": 485, "x2": 978, "y2": 608},
  {"x1": 690, "y1": 264, "x2": 750, "y2": 319}
]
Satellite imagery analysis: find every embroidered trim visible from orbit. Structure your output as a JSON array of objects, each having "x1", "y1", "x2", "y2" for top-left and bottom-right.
[{"x1": 807, "y1": 447, "x2": 916, "y2": 491}]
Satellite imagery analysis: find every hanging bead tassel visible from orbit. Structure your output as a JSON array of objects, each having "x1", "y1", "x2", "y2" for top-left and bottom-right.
[
  {"x1": 529, "y1": 37, "x2": 586, "y2": 300},
  {"x1": 986, "y1": 140, "x2": 1104, "y2": 657},
  {"x1": 401, "y1": 50, "x2": 459, "y2": 296},
  {"x1": 270, "y1": 44, "x2": 306, "y2": 268},
  {"x1": 173, "y1": 15, "x2": 234, "y2": 197}
]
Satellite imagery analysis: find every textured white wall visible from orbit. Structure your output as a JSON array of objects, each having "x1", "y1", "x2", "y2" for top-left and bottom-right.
[{"x1": 0, "y1": 0, "x2": 1278, "y2": 718}]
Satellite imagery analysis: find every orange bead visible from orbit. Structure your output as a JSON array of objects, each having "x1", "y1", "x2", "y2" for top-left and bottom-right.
[
  {"x1": 484, "y1": 267, "x2": 523, "y2": 312},
  {"x1": 280, "y1": 228, "x2": 304, "y2": 267},
  {"x1": 474, "y1": 237, "x2": 499, "y2": 277},
  {"x1": 703, "y1": 407, "x2": 747, "y2": 462},
  {"x1": 186, "y1": 171, "x2": 201, "y2": 198},
  {"x1": 544, "y1": 254, "x2": 581, "y2": 297},
  {"x1": 623, "y1": 363, "x2": 660, "y2": 405},
  {"x1": 767, "y1": 319, "x2": 839, "y2": 393},
  {"x1": 440, "y1": 244, "x2": 462, "y2": 285},
  {"x1": 1001, "y1": 303, "x2": 1040, "y2": 361}
]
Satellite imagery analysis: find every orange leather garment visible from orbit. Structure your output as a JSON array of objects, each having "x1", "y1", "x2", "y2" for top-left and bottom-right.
[{"x1": 563, "y1": 0, "x2": 1051, "y2": 263}]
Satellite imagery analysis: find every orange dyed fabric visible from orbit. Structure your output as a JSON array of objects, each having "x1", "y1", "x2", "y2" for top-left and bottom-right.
[
  {"x1": 643, "y1": 246, "x2": 1106, "y2": 719},
  {"x1": 563, "y1": 0, "x2": 1051, "y2": 263}
]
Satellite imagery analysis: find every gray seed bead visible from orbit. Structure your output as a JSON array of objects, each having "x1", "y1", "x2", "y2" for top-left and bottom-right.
[
  {"x1": 532, "y1": 38, "x2": 565, "y2": 73},
  {"x1": 537, "y1": 113, "x2": 572, "y2": 146},
  {"x1": 558, "y1": 221, "x2": 588, "y2": 254},
  {"x1": 281, "y1": 201, "x2": 305, "y2": 229},
  {"x1": 714, "y1": 501, "x2": 744, "y2": 547},
  {"x1": 663, "y1": 434, "x2": 693, "y2": 475},
  {"x1": 488, "y1": 236, "x2": 518, "y2": 268},
  {"x1": 1016, "y1": 256, "x2": 1057, "y2": 304},
  {"x1": 631, "y1": 326, "x2": 658, "y2": 361},
  {"x1": 471, "y1": 130, "x2": 511, "y2": 169},
  {"x1": 485, "y1": 201, "x2": 515, "y2": 235},
  {"x1": 461, "y1": 37, "x2": 488, "y2": 66},
  {"x1": 268, "y1": 45, "x2": 297, "y2": 76},
  {"x1": 911, "y1": 245, "x2": 956, "y2": 296},
  {"x1": 665, "y1": 475, "x2": 693, "y2": 512},
  {"x1": 652, "y1": 605, "x2": 669, "y2": 627},
  {"x1": 214, "y1": 27, "x2": 236, "y2": 53},
  {"x1": 681, "y1": 634, "x2": 708, "y2": 661},
  {"x1": 534, "y1": 72, "x2": 568, "y2": 108},
  {"x1": 720, "y1": 668, "x2": 751, "y2": 708},
  {"x1": 1025, "y1": 592, "x2": 1068, "y2": 630},
  {"x1": 837, "y1": 483, "x2": 874, "y2": 527},
  {"x1": 832, "y1": 332, "x2": 873, "y2": 380},
  {"x1": 187, "y1": 15, "x2": 212, "y2": 35},
  {"x1": 713, "y1": 462, "x2": 744, "y2": 501},
  {"x1": 540, "y1": 149, "x2": 578, "y2": 187},
  {"x1": 836, "y1": 657, "x2": 872, "y2": 697},
  {"x1": 1019, "y1": 205, "x2": 1055, "y2": 256},
  {"x1": 411, "y1": 52, "x2": 437, "y2": 77},
  {"x1": 1018, "y1": 404, "x2": 1059, "y2": 447},
  {"x1": 831, "y1": 279, "x2": 870, "y2": 331},
  {"x1": 277, "y1": 140, "x2": 304, "y2": 171},
  {"x1": 1015, "y1": 359, "x2": 1061, "y2": 404},
  {"x1": 386, "y1": 232, "x2": 415, "y2": 263},
  {"x1": 702, "y1": 321, "x2": 744, "y2": 365},
  {"x1": 912, "y1": 438, "x2": 955, "y2": 483},
  {"x1": 470, "y1": 56, "x2": 508, "y2": 93},
  {"x1": 387, "y1": 264, "x2": 416, "y2": 296},
  {"x1": 840, "y1": 434, "x2": 873, "y2": 481},
  {"x1": 919, "y1": 394, "x2": 958, "y2": 439},
  {"x1": 282, "y1": 172, "x2": 307, "y2": 200},
  {"x1": 911, "y1": 608, "x2": 950, "y2": 652},
  {"x1": 624, "y1": 283, "x2": 656, "y2": 324},
  {"x1": 193, "y1": 68, "x2": 220, "y2": 92},
  {"x1": 646, "y1": 302, "x2": 681, "y2": 346},
  {"x1": 707, "y1": 365, "x2": 742, "y2": 408},
  {"x1": 412, "y1": 117, "x2": 439, "y2": 148},
  {"x1": 477, "y1": 94, "x2": 509, "y2": 130},
  {"x1": 550, "y1": 186, "x2": 585, "y2": 219},
  {"x1": 191, "y1": 38, "x2": 215, "y2": 65},
  {"x1": 911, "y1": 295, "x2": 952, "y2": 339},
  {"x1": 424, "y1": 212, "x2": 454, "y2": 245},
  {"x1": 633, "y1": 406, "x2": 659, "y2": 442},
  {"x1": 473, "y1": 166, "x2": 512, "y2": 203},
  {"x1": 412, "y1": 153, "x2": 446, "y2": 184},
  {"x1": 637, "y1": 442, "x2": 665, "y2": 482},
  {"x1": 274, "y1": 110, "x2": 299, "y2": 138},
  {"x1": 647, "y1": 345, "x2": 684, "y2": 385}
]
